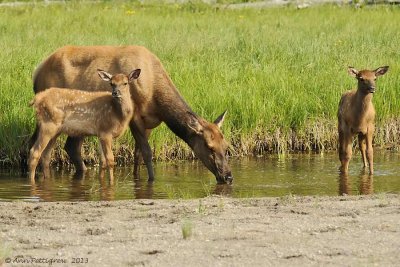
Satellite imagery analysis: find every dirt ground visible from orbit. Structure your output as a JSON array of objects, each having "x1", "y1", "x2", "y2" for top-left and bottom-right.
[{"x1": 0, "y1": 194, "x2": 399, "y2": 266}]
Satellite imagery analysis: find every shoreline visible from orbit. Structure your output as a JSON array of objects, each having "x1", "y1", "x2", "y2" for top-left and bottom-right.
[{"x1": 2, "y1": 118, "x2": 400, "y2": 167}]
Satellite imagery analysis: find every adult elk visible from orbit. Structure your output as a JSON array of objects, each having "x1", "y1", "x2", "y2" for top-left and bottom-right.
[
  {"x1": 28, "y1": 69, "x2": 140, "y2": 181},
  {"x1": 30, "y1": 46, "x2": 233, "y2": 184},
  {"x1": 337, "y1": 66, "x2": 389, "y2": 174}
]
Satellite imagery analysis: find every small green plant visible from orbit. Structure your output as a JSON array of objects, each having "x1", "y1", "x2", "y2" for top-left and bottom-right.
[
  {"x1": 201, "y1": 182, "x2": 212, "y2": 197},
  {"x1": 218, "y1": 197, "x2": 225, "y2": 212},
  {"x1": 177, "y1": 189, "x2": 193, "y2": 199},
  {"x1": 198, "y1": 199, "x2": 207, "y2": 214},
  {"x1": 164, "y1": 185, "x2": 178, "y2": 199},
  {"x1": 181, "y1": 219, "x2": 193, "y2": 240}
]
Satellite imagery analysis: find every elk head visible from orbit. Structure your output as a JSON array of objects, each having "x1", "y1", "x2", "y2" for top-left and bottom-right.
[
  {"x1": 348, "y1": 66, "x2": 389, "y2": 94},
  {"x1": 97, "y1": 69, "x2": 141, "y2": 97},
  {"x1": 188, "y1": 111, "x2": 233, "y2": 184}
]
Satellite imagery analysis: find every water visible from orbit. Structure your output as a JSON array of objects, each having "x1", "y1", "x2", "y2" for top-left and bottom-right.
[{"x1": 0, "y1": 152, "x2": 399, "y2": 201}]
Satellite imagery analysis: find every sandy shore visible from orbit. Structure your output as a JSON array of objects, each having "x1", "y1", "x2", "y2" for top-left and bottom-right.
[{"x1": 1, "y1": 194, "x2": 399, "y2": 266}]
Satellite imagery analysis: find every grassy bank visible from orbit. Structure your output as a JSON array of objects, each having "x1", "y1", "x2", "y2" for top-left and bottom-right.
[{"x1": 0, "y1": 2, "x2": 399, "y2": 166}]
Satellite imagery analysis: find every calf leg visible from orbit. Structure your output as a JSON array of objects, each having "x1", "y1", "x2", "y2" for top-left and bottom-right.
[
  {"x1": 40, "y1": 135, "x2": 59, "y2": 179},
  {"x1": 339, "y1": 130, "x2": 353, "y2": 174},
  {"x1": 21, "y1": 124, "x2": 40, "y2": 173},
  {"x1": 64, "y1": 136, "x2": 87, "y2": 173},
  {"x1": 98, "y1": 141, "x2": 107, "y2": 169},
  {"x1": 28, "y1": 128, "x2": 55, "y2": 181},
  {"x1": 366, "y1": 127, "x2": 374, "y2": 174},
  {"x1": 100, "y1": 136, "x2": 115, "y2": 182},
  {"x1": 130, "y1": 118, "x2": 154, "y2": 181},
  {"x1": 358, "y1": 133, "x2": 367, "y2": 169}
]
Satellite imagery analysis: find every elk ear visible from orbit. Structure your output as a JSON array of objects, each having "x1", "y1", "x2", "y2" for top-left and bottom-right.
[
  {"x1": 214, "y1": 110, "x2": 227, "y2": 129},
  {"x1": 129, "y1": 69, "x2": 141, "y2": 82},
  {"x1": 97, "y1": 69, "x2": 113, "y2": 81},
  {"x1": 374, "y1": 66, "x2": 389, "y2": 77},
  {"x1": 348, "y1": 67, "x2": 358, "y2": 78},
  {"x1": 187, "y1": 112, "x2": 203, "y2": 135}
]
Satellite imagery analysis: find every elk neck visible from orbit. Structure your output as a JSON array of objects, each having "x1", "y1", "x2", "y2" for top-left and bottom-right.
[
  {"x1": 355, "y1": 88, "x2": 373, "y2": 113},
  {"x1": 155, "y1": 84, "x2": 200, "y2": 146},
  {"x1": 112, "y1": 87, "x2": 133, "y2": 119}
]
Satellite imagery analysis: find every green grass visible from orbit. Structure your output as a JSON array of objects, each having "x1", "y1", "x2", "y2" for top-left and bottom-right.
[{"x1": 0, "y1": 2, "x2": 399, "y2": 166}]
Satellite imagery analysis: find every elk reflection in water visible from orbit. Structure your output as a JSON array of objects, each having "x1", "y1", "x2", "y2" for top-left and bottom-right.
[
  {"x1": 2, "y1": 153, "x2": 399, "y2": 201},
  {"x1": 339, "y1": 171, "x2": 373, "y2": 196}
]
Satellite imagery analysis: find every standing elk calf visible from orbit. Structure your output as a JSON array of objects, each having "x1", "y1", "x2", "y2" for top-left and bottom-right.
[
  {"x1": 337, "y1": 66, "x2": 389, "y2": 174},
  {"x1": 28, "y1": 69, "x2": 141, "y2": 181}
]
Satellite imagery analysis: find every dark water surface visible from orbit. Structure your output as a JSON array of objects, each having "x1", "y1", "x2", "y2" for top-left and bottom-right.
[{"x1": 0, "y1": 152, "x2": 399, "y2": 201}]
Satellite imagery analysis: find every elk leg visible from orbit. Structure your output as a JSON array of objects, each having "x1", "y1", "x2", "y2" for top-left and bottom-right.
[
  {"x1": 338, "y1": 130, "x2": 344, "y2": 162},
  {"x1": 40, "y1": 135, "x2": 59, "y2": 179},
  {"x1": 339, "y1": 131, "x2": 353, "y2": 174},
  {"x1": 133, "y1": 141, "x2": 141, "y2": 177},
  {"x1": 98, "y1": 141, "x2": 107, "y2": 169},
  {"x1": 366, "y1": 127, "x2": 374, "y2": 174},
  {"x1": 358, "y1": 133, "x2": 367, "y2": 169},
  {"x1": 22, "y1": 124, "x2": 40, "y2": 173},
  {"x1": 130, "y1": 119, "x2": 154, "y2": 182},
  {"x1": 28, "y1": 129, "x2": 54, "y2": 181},
  {"x1": 133, "y1": 129, "x2": 152, "y2": 178},
  {"x1": 64, "y1": 136, "x2": 87, "y2": 173},
  {"x1": 100, "y1": 136, "x2": 115, "y2": 182}
]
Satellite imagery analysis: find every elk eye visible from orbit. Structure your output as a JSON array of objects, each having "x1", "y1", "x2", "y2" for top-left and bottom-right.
[{"x1": 124, "y1": 83, "x2": 128, "y2": 86}]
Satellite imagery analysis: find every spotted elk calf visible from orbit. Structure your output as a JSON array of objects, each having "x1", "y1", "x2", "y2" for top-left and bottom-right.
[{"x1": 28, "y1": 69, "x2": 141, "y2": 181}]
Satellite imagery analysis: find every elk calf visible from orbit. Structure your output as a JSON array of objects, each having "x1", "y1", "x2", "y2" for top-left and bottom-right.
[
  {"x1": 338, "y1": 66, "x2": 389, "y2": 174},
  {"x1": 28, "y1": 69, "x2": 141, "y2": 181}
]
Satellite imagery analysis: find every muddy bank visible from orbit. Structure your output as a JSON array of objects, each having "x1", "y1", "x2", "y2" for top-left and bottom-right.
[{"x1": 1, "y1": 194, "x2": 399, "y2": 266}]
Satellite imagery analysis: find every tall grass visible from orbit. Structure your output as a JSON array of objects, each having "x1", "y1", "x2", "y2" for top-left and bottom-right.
[{"x1": 0, "y1": 2, "x2": 399, "y2": 166}]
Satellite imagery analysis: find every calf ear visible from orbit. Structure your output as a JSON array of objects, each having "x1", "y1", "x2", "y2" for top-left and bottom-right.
[
  {"x1": 214, "y1": 110, "x2": 227, "y2": 129},
  {"x1": 374, "y1": 66, "x2": 389, "y2": 77},
  {"x1": 97, "y1": 69, "x2": 113, "y2": 81},
  {"x1": 129, "y1": 69, "x2": 141, "y2": 82},
  {"x1": 347, "y1": 67, "x2": 358, "y2": 78}
]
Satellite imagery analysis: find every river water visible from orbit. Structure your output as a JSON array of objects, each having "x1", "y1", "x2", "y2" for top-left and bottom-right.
[{"x1": 0, "y1": 152, "x2": 399, "y2": 201}]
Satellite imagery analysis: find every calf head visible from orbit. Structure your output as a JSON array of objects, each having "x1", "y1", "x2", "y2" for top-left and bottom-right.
[
  {"x1": 188, "y1": 111, "x2": 233, "y2": 184},
  {"x1": 348, "y1": 66, "x2": 389, "y2": 94},
  {"x1": 97, "y1": 69, "x2": 141, "y2": 97}
]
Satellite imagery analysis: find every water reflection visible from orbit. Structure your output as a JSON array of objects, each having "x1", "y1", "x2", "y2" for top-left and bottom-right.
[
  {"x1": 213, "y1": 184, "x2": 233, "y2": 196},
  {"x1": 30, "y1": 176, "x2": 56, "y2": 201},
  {"x1": 338, "y1": 171, "x2": 374, "y2": 196},
  {"x1": 133, "y1": 177, "x2": 154, "y2": 199},
  {"x1": 0, "y1": 152, "x2": 399, "y2": 201}
]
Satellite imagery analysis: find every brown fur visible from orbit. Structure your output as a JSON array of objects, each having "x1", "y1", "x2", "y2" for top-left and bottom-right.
[
  {"x1": 338, "y1": 66, "x2": 389, "y2": 174},
  {"x1": 31, "y1": 46, "x2": 232, "y2": 184},
  {"x1": 28, "y1": 69, "x2": 140, "y2": 181}
]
